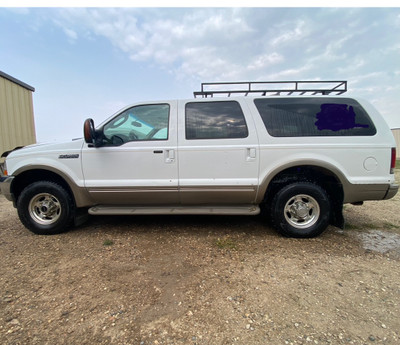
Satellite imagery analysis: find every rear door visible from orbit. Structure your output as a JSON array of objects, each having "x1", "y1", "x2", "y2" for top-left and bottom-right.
[{"x1": 177, "y1": 99, "x2": 260, "y2": 205}]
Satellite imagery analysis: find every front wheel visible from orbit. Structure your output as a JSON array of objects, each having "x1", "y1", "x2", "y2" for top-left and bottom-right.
[
  {"x1": 17, "y1": 181, "x2": 75, "y2": 235},
  {"x1": 270, "y1": 182, "x2": 331, "y2": 238}
]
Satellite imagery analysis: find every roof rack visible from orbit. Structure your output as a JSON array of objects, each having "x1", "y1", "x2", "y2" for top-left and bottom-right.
[{"x1": 193, "y1": 80, "x2": 347, "y2": 98}]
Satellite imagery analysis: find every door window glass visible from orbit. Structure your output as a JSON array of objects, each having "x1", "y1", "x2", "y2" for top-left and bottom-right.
[
  {"x1": 185, "y1": 101, "x2": 248, "y2": 140},
  {"x1": 103, "y1": 104, "x2": 170, "y2": 145}
]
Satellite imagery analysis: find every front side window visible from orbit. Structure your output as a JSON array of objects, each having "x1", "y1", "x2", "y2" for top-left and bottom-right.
[
  {"x1": 254, "y1": 98, "x2": 376, "y2": 137},
  {"x1": 103, "y1": 104, "x2": 170, "y2": 145},
  {"x1": 185, "y1": 101, "x2": 248, "y2": 140}
]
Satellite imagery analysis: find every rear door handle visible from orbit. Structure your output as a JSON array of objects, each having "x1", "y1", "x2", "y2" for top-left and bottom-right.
[{"x1": 246, "y1": 148, "x2": 256, "y2": 161}]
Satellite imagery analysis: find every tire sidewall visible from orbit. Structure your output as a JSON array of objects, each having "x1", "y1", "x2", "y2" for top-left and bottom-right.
[
  {"x1": 17, "y1": 181, "x2": 74, "y2": 235},
  {"x1": 272, "y1": 182, "x2": 330, "y2": 238}
]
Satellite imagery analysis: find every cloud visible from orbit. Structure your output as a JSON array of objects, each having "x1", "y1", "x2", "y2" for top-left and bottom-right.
[
  {"x1": 248, "y1": 53, "x2": 284, "y2": 71},
  {"x1": 270, "y1": 20, "x2": 306, "y2": 46},
  {"x1": 13, "y1": 8, "x2": 399, "y2": 84},
  {"x1": 6, "y1": 8, "x2": 30, "y2": 15},
  {"x1": 63, "y1": 27, "x2": 78, "y2": 41},
  {"x1": 53, "y1": 8, "x2": 264, "y2": 79},
  {"x1": 26, "y1": 8, "x2": 400, "y2": 126}
]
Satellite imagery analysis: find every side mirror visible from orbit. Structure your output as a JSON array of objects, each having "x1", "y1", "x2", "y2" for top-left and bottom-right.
[{"x1": 83, "y1": 118, "x2": 96, "y2": 146}]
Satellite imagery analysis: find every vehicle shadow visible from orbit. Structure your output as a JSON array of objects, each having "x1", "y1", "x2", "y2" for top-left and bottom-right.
[{"x1": 74, "y1": 212, "x2": 279, "y2": 238}]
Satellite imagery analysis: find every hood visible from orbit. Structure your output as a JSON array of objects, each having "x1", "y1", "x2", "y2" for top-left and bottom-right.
[{"x1": 5, "y1": 139, "x2": 85, "y2": 160}]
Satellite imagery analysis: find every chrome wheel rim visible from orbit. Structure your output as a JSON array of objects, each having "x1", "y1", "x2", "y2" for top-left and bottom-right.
[
  {"x1": 28, "y1": 193, "x2": 62, "y2": 225},
  {"x1": 284, "y1": 194, "x2": 320, "y2": 229}
]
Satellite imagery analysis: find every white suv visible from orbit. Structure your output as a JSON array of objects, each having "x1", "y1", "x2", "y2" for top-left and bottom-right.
[{"x1": 1, "y1": 81, "x2": 398, "y2": 237}]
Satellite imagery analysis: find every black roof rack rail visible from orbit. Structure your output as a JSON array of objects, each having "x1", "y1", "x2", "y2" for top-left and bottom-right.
[{"x1": 193, "y1": 80, "x2": 347, "y2": 98}]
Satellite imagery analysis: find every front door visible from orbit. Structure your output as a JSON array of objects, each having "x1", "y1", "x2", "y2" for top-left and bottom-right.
[{"x1": 81, "y1": 101, "x2": 178, "y2": 205}]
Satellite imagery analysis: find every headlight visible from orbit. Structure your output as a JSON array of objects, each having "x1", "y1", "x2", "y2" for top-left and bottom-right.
[{"x1": 0, "y1": 160, "x2": 7, "y2": 176}]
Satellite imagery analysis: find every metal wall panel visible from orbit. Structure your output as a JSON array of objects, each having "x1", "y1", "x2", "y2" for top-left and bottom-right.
[
  {"x1": 392, "y1": 129, "x2": 400, "y2": 158},
  {"x1": 0, "y1": 76, "x2": 36, "y2": 158}
]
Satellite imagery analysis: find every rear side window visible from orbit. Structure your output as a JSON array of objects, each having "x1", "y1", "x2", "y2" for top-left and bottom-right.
[
  {"x1": 185, "y1": 101, "x2": 248, "y2": 140},
  {"x1": 254, "y1": 98, "x2": 376, "y2": 137}
]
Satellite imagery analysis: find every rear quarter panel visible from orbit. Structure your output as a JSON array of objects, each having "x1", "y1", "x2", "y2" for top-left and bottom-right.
[{"x1": 244, "y1": 97, "x2": 397, "y2": 203}]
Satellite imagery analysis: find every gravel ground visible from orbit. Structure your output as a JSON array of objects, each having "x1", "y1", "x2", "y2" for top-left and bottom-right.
[{"x1": 0, "y1": 171, "x2": 399, "y2": 345}]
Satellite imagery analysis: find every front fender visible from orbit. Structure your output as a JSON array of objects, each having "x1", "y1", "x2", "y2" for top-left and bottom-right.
[{"x1": 11, "y1": 165, "x2": 92, "y2": 208}]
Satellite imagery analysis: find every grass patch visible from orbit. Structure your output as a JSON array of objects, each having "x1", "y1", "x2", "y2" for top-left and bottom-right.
[
  {"x1": 396, "y1": 159, "x2": 400, "y2": 170},
  {"x1": 103, "y1": 239, "x2": 114, "y2": 246},
  {"x1": 345, "y1": 223, "x2": 378, "y2": 230},
  {"x1": 383, "y1": 222, "x2": 400, "y2": 230},
  {"x1": 344, "y1": 223, "x2": 361, "y2": 230},
  {"x1": 215, "y1": 236, "x2": 237, "y2": 250},
  {"x1": 346, "y1": 222, "x2": 399, "y2": 231}
]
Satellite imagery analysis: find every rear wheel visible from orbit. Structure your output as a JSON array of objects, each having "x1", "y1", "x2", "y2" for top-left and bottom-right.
[
  {"x1": 271, "y1": 182, "x2": 331, "y2": 238},
  {"x1": 17, "y1": 181, "x2": 74, "y2": 235}
]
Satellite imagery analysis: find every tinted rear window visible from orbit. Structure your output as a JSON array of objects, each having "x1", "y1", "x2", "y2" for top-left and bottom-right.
[
  {"x1": 185, "y1": 101, "x2": 248, "y2": 140},
  {"x1": 254, "y1": 98, "x2": 376, "y2": 137}
]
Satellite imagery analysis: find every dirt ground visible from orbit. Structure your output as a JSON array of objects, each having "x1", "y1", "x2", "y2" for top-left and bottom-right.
[{"x1": 1, "y1": 171, "x2": 400, "y2": 345}]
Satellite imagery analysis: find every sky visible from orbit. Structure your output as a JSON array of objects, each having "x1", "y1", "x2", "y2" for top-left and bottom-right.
[{"x1": 1, "y1": 5, "x2": 400, "y2": 142}]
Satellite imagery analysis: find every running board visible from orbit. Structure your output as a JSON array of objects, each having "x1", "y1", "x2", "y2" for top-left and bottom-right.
[{"x1": 88, "y1": 205, "x2": 260, "y2": 216}]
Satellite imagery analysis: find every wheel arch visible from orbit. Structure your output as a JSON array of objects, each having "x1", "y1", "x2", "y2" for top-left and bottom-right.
[
  {"x1": 10, "y1": 167, "x2": 92, "y2": 208},
  {"x1": 260, "y1": 163, "x2": 346, "y2": 229}
]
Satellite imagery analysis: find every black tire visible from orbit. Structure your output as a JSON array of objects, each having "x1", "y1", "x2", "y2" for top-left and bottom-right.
[
  {"x1": 270, "y1": 182, "x2": 331, "y2": 238},
  {"x1": 17, "y1": 181, "x2": 75, "y2": 235}
]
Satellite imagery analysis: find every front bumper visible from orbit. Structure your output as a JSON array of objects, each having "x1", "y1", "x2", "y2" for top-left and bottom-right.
[{"x1": 0, "y1": 176, "x2": 15, "y2": 202}]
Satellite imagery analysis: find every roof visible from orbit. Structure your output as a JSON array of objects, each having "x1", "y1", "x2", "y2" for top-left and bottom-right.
[{"x1": 0, "y1": 70, "x2": 35, "y2": 92}]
